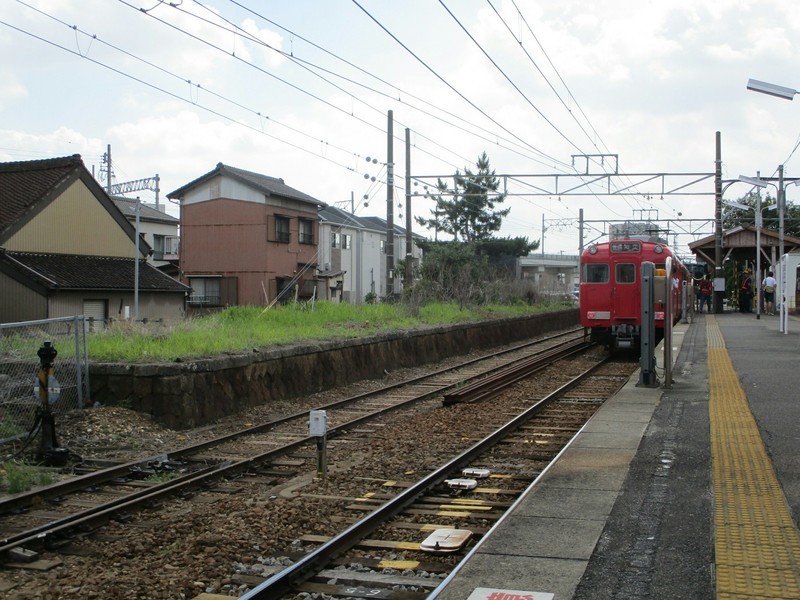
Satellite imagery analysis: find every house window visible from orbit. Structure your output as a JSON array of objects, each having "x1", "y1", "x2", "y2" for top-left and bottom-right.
[
  {"x1": 275, "y1": 216, "x2": 290, "y2": 243},
  {"x1": 165, "y1": 236, "x2": 180, "y2": 255},
  {"x1": 380, "y1": 240, "x2": 386, "y2": 253},
  {"x1": 189, "y1": 277, "x2": 221, "y2": 305},
  {"x1": 333, "y1": 233, "x2": 351, "y2": 249},
  {"x1": 299, "y1": 219, "x2": 314, "y2": 244},
  {"x1": 153, "y1": 234, "x2": 165, "y2": 260}
]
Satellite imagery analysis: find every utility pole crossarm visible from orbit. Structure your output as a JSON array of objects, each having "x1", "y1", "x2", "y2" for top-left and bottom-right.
[
  {"x1": 409, "y1": 172, "x2": 716, "y2": 198},
  {"x1": 110, "y1": 176, "x2": 160, "y2": 196}
]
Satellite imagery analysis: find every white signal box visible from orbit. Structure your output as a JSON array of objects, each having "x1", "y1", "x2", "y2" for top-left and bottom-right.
[
  {"x1": 446, "y1": 478, "x2": 478, "y2": 490},
  {"x1": 462, "y1": 468, "x2": 490, "y2": 478},
  {"x1": 309, "y1": 410, "x2": 328, "y2": 437}
]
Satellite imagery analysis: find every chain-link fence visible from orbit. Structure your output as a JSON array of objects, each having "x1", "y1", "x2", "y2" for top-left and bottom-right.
[{"x1": 0, "y1": 316, "x2": 90, "y2": 442}]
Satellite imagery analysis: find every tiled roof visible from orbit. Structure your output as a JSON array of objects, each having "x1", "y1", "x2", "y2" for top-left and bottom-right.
[
  {"x1": 0, "y1": 251, "x2": 189, "y2": 293},
  {"x1": 0, "y1": 155, "x2": 82, "y2": 236},
  {"x1": 167, "y1": 162, "x2": 326, "y2": 208},
  {"x1": 319, "y1": 205, "x2": 377, "y2": 230},
  {"x1": 359, "y1": 215, "x2": 425, "y2": 239},
  {"x1": 112, "y1": 197, "x2": 179, "y2": 224}
]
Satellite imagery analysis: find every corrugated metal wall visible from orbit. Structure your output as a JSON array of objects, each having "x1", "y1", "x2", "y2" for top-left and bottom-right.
[
  {"x1": 4, "y1": 179, "x2": 135, "y2": 257},
  {"x1": 0, "y1": 273, "x2": 47, "y2": 322}
]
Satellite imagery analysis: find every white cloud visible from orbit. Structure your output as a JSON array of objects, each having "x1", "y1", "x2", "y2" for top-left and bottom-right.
[{"x1": 3, "y1": 0, "x2": 800, "y2": 255}]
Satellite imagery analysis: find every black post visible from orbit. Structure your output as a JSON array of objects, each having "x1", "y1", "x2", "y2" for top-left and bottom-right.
[
  {"x1": 638, "y1": 262, "x2": 658, "y2": 387},
  {"x1": 36, "y1": 341, "x2": 59, "y2": 462}
]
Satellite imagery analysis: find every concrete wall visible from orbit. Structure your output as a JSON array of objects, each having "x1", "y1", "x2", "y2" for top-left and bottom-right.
[{"x1": 90, "y1": 309, "x2": 579, "y2": 429}]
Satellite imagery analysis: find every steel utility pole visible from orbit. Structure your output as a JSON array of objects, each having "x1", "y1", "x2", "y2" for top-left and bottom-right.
[
  {"x1": 386, "y1": 110, "x2": 395, "y2": 299},
  {"x1": 714, "y1": 131, "x2": 723, "y2": 313},
  {"x1": 105, "y1": 144, "x2": 112, "y2": 196},
  {"x1": 405, "y1": 127, "x2": 412, "y2": 289}
]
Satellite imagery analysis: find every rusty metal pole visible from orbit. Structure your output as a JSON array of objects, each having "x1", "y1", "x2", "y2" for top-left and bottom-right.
[{"x1": 36, "y1": 341, "x2": 58, "y2": 462}]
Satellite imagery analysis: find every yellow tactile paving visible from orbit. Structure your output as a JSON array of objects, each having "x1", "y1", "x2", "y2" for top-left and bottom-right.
[{"x1": 707, "y1": 316, "x2": 800, "y2": 599}]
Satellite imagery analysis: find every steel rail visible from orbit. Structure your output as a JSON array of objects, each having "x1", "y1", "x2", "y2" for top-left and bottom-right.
[
  {"x1": 0, "y1": 329, "x2": 583, "y2": 516},
  {"x1": 0, "y1": 335, "x2": 585, "y2": 559},
  {"x1": 442, "y1": 339, "x2": 592, "y2": 405},
  {"x1": 239, "y1": 358, "x2": 609, "y2": 599}
]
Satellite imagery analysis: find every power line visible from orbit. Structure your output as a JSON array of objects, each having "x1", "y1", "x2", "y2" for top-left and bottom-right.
[
  {"x1": 0, "y1": 13, "x2": 359, "y2": 175},
  {"x1": 223, "y1": 0, "x2": 569, "y2": 170},
  {"x1": 349, "y1": 0, "x2": 570, "y2": 169},
  {"x1": 439, "y1": 0, "x2": 586, "y2": 155}
]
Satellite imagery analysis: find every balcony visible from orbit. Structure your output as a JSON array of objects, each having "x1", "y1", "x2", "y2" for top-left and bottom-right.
[{"x1": 188, "y1": 294, "x2": 221, "y2": 306}]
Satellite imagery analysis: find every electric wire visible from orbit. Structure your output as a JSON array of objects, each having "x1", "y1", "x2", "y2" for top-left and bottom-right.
[
  {"x1": 349, "y1": 0, "x2": 569, "y2": 168},
  {"x1": 506, "y1": 0, "x2": 656, "y2": 218},
  {"x1": 225, "y1": 0, "x2": 573, "y2": 171},
  {"x1": 129, "y1": 0, "x2": 537, "y2": 178},
  {"x1": 438, "y1": 0, "x2": 586, "y2": 155},
  {"x1": 0, "y1": 17, "x2": 362, "y2": 177},
  {"x1": 486, "y1": 0, "x2": 597, "y2": 152},
  {"x1": 189, "y1": 2, "x2": 544, "y2": 171}
]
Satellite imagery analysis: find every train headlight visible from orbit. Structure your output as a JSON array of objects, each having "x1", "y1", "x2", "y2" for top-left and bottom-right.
[
  {"x1": 654, "y1": 245, "x2": 664, "y2": 254},
  {"x1": 588, "y1": 245, "x2": 598, "y2": 255}
]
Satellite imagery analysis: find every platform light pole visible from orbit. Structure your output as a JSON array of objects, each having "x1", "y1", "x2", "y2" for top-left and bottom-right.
[
  {"x1": 737, "y1": 176, "x2": 768, "y2": 319},
  {"x1": 747, "y1": 78, "x2": 798, "y2": 101},
  {"x1": 746, "y1": 78, "x2": 799, "y2": 322}
]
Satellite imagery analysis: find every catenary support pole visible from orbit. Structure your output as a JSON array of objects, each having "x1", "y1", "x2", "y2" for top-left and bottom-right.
[
  {"x1": 405, "y1": 127, "x2": 412, "y2": 289},
  {"x1": 385, "y1": 110, "x2": 394, "y2": 299},
  {"x1": 714, "y1": 132, "x2": 723, "y2": 314},
  {"x1": 638, "y1": 262, "x2": 658, "y2": 387}
]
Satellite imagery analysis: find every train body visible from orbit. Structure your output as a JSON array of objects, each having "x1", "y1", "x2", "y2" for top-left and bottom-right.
[{"x1": 579, "y1": 238, "x2": 689, "y2": 350}]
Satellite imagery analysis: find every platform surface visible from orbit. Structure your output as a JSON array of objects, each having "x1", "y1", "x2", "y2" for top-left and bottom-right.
[{"x1": 430, "y1": 311, "x2": 800, "y2": 600}]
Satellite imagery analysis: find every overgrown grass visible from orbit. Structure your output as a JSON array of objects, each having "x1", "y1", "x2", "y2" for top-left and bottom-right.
[
  {"x1": 88, "y1": 300, "x2": 570, "y2": 363},
  {"x1": 1, "y1": 461, "x2": 57, "y2": 494}
]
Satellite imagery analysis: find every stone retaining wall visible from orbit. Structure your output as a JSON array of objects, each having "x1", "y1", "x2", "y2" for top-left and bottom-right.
[{"x1": 90, "y1": 309, "x2": 579, "y2": 429}]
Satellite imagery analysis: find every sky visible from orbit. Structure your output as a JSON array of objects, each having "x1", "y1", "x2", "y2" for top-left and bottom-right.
[{"x1": 2, "y1": 0, "x2": 800, "y2": 259}]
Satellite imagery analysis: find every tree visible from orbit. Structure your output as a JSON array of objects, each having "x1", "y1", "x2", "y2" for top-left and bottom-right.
[
  {"x1": 723, "y1": 190, "x2": 800, "y2": 238},
  {"x1": 416, "y1": 152, "x2": 510, "y2": 241}
]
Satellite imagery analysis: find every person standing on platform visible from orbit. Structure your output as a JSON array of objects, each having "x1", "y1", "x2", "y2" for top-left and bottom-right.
[
  {"x1": 740, "y1": 269, "x2": 753, "y2": 313},
  {"x1": 699, "y1": 273, "x2": 713, "y2": 313},
  {"x1": 762, "y1": 270, "x2": 777, "y2": 315}
]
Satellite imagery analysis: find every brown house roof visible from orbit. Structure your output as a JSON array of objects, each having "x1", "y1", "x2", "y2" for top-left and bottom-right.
[
  {"x1": 0, "y1": 155, "x2": 147, "y2": 253},
  {"x1": 167, "y1": 162, "x2": 326, "y2": 208},
  {"x1": 0, "y1": 155, "x2": 82, "y2": 239},
  {"x1": 0, "y1": 250, "x2": 189, "y2": 293}
]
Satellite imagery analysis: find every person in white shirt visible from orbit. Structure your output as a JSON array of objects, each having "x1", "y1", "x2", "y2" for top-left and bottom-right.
[{"x1": 762, "y1": 270, "x2": 778, "y2": 315}]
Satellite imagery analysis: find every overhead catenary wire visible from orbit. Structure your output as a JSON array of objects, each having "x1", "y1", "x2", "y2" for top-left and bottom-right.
[
  {"x1": 7, "y1": 0, "x2": 663, "y2": 253},
  {"x1": 188, "y1": 1, "x2": 552, "y2": 171},
  {"x1": 349, "y1": 0, "x2": 571, "y2": 170}
]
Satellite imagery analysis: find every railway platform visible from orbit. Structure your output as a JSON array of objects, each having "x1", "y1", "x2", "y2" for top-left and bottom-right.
[{"x1": 430, "y1": 310, "x2": 800, "y2": 600}]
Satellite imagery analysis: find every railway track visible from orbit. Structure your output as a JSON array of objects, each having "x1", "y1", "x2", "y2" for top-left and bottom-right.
[
  {"x1": 235, "y1": 355, "x2": 634, "y2": 599},
  {"x1": 0, "y1": 329, "x2": 589, "y2": 564}
]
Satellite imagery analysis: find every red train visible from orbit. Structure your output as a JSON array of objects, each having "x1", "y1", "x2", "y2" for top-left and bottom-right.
[{"x1": 579, "y1": 238, "x2": 689, "y2": 350}]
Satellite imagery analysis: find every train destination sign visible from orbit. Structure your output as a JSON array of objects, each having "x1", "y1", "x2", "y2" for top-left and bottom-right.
[{"x1": 610, "y1": 241, "x2": 641, "y2": 252}]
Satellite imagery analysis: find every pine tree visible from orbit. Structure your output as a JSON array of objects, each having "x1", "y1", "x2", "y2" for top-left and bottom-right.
[{"x1": 416, "y1": 152, "x2": 510, "y2": 241}]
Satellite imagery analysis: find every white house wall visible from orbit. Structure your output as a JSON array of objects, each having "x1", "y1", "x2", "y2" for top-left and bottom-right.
[{"x1": 180, "y1": 176, "x2": 311, "y2": 211}]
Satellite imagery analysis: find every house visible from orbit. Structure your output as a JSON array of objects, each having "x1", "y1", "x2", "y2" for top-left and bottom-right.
[
  {"x1": 317, "y1": 207, "x2": 426, "y2": 303},
  {"x1": 112, "y1": 196, "x2": 180, "y2": 276},
  {"x1": 358, "y1": 215, "x2": 425, "y2": 298},
  {"x1": 0, "y1": 155, "x2": 189, "y2": 325},
  {"x1": 167, "y1": 163, "x2": 326, "y2": 309}
]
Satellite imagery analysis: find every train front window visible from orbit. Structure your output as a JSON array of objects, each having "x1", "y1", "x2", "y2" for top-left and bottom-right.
[
  {"x1": 616, "y1": 263, "x2": 636, "y2": 283},
  {"x1": 584, "y1": 263, "x2": 609, "y2": 283}
]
